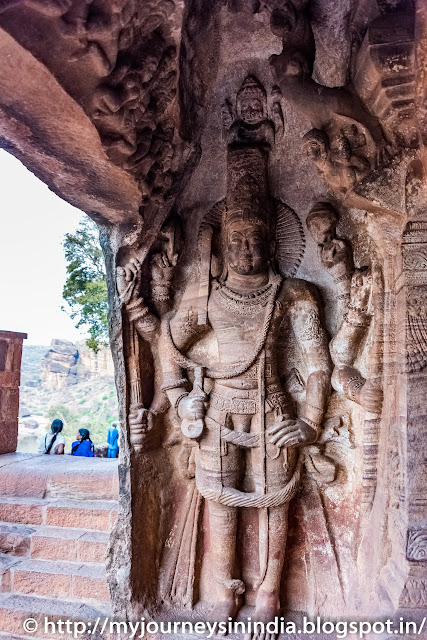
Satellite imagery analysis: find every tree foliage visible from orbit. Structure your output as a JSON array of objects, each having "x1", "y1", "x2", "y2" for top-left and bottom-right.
[{"x1": 62, "y1": 218, "x2": 109, "y2": 353}]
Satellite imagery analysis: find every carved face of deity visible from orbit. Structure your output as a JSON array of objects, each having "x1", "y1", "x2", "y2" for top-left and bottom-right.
[
  {"x1": 226, "y1": 220, "x2": 269, "y2": 276},
  {"x1": 239, "y1": 95, "x2": 265, "y2": 125}
]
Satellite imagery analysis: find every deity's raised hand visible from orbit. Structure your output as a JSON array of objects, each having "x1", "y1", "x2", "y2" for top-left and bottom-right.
[
  {"x1": 150, "y1": 251, "x2": 178, "y2": 287},
  {"x1": 116, "y1": 257, "x2": 142, "y2": 306}
]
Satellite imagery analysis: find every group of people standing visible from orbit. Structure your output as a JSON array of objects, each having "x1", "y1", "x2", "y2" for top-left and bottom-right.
[{"x1": 37, "y1": 419, "x2": 119, "y2": 458}]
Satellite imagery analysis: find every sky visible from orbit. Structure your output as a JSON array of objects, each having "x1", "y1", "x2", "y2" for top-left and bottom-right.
[{"x1": 0, "y1": 149, "x2": 88, "y2": 345}]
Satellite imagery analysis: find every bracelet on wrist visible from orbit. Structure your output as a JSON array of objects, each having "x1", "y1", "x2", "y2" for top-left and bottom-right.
[
  {"x1": 175, "y1": 392, "x2": 189, "y2": 412},
  {"x1": 161, "y1": 378, "x2": 189, "y2": 392},
  {"x1": 299, "y1": 415, "x2": 321, "y2": 437},
  {"x1": 300, "y1": 401, "x2": 323, "y2": 424}
]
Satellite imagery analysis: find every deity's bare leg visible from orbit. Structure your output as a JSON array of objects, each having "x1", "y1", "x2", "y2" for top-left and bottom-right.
[
  {"x1": 252, "y1": 410, "x2": 298, "y2": 623},
  {"x1": 255, "y1": 504, "x2": 289, "y2": 618},
  {"x1": 208, "y1": 501, "x2": 240, "y2": 619},
  {"x1": 201, "y1": 410, "x2": 248, "y2": 620}
]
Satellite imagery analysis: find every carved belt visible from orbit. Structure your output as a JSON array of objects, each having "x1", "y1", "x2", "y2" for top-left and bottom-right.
[
  {"x1": 241, "y1": 362, "x2": 273, "y2": 379},
  {"x1": 210, "y1": 383, "x2": 291, "y2": 416},
  {"x1": 210, "y1": 388, "x2": 258, "y2": 415}
]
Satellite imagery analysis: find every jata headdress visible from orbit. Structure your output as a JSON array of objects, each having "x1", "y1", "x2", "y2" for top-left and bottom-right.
[
  {"x1": 223, "y1": 146, "x2": 271, "y2": 237},
  {"x1": 196, "y1": 144, "x2": 305, "y2": 325}
]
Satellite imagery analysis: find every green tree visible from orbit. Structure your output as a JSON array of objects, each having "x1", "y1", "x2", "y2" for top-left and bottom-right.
[{"x1": 62, "y1": 219, "x2": 109, "y2": 353}]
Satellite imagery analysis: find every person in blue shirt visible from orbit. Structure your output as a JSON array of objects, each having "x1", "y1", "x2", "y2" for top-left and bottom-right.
[
  {"x1": 71, "y1": 428, "x2": 95, "y2": 457},
  {"x1": 107, "y1": 423, "x2": 119, "y2": 458}
]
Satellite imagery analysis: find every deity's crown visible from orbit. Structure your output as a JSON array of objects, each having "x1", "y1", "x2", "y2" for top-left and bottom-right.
[
  {"x1": 224, "y1": 175, "x2": 269, "y2": 232},
  {"x1": 223, "y1": 146, "x2": 271, "y2": 235},
  {"x1": 236, "y1": 75, "x2": 266, "y2": 103}
]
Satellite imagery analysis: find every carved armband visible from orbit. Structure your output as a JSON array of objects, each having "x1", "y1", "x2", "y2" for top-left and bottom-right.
[
  {"x1": 161, "y1": 378, "x2": 190, "y2": 392},
  {"x1": 151, "y1": 282, "x2": 172, "y2": 303},
  {"x1": 344, "y1": 304, "x2": 371, "y2": 328},
  {"x1": 344, "y1": 375, "x2": 366, "y2": 402}
]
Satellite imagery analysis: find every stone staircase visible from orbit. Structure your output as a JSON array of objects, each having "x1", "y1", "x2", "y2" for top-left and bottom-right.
[{"x1": 0, "y1": 454, "x2": 118, "y2": 639}]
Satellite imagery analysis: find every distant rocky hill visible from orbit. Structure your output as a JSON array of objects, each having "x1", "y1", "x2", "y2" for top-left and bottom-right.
[
  {"x1": 19, "y1": 340, "x2": 119, "y2": 454},
  {"x1": 40, "y1": 339, "x2": 115, "y2": 389}
]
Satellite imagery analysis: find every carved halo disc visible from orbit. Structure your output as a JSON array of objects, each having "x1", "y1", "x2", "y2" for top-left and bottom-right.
[{"x1": 198, "y1": 198, "x2": 305, "y2": 278}]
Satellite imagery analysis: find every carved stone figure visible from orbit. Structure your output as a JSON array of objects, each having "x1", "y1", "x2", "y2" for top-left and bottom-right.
[
  {"x1": 116, "y1": 215, "x2": 181, "y2": 450},
  {"x1": 159, "y1": 145, "x2": 332, "y2": 628},
  {"x1": 1, "y1": 0, "x2": 427, "y2": 631},
  {"x1": 302, "y1": 127, "x2": 372, "y2": 193},
  {"x1": 306, "y1": 201, "x2": 383, "y2": 415},
  {"x1": 223, "y1": 75, "x2": 282, "y2": 147},
  {"x1": 330, "y1": 268, "x2": 383, "y2": 415},
  {"x1": 306, "y1": 201, "x2": 353, "y2": 302}
]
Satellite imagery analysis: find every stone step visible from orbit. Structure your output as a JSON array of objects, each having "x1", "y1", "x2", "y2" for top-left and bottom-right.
[
  {"x1": 0, "y1": 593, "x2": 111, "y2": 639},
  {"x1": 0, "y1": 453, "x2": 118, "y2": 501},
  {"x1": 0, "y1": 496, "x2": 117, "y2": 531},
  {"x1": 0, "y1": 522, "x2": 109, "y2": 562},
  {"x1": 0, "y1": 554, "x2": 110, "y2": 603}
]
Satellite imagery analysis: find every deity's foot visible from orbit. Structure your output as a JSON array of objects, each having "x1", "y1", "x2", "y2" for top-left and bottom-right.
[
  {"x1": 244, "y1": 590, "x2": 280, "y2": 640},
  {"x1": 209, "y1": 579, "x2": 245, "y2": 633}
]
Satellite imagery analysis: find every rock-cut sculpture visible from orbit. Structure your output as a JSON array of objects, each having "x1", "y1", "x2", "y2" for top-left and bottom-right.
[{"x1": 159, "y1": 138, "x2": 332, "y2": 628}]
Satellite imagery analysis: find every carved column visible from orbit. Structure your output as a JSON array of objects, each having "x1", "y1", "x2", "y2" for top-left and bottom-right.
[
  {"x1": 0, "y1": 330, "x2": 27, "y2": 454},
  {"x1": 382, "y1": 220, "x2": 427, "y2": 609}
]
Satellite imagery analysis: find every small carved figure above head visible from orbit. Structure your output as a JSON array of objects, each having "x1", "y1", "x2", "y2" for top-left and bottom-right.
[
  {"x1": 224, "y1": 76, "x2": 278, "y2": 147},
  {"x1": 236, "y1": 75, "x2": 267, "y2": 126},
  {"x1": 306, "y1": 202, "x2": 354, "y2": 280}
]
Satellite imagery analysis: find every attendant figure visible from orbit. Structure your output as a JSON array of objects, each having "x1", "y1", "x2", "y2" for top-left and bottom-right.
[
  {"x1": 71, "y1": 428, "x2": 95, "y2": 457},
  {"x1": 38, "y1": 419, "x2": 65, "y2": 455},
  {"x1": 107, "y1": 423, "x2": 119, "y2": 458}
]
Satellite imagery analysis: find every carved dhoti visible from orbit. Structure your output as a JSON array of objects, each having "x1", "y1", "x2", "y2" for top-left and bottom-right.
[{"x1": 195, "y1": 381, "x2": 302, "y2": 508}]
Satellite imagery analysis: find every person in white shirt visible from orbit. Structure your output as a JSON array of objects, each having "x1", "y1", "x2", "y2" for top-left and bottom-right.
[{"x1": 38, "y1": 419, "x2": 65, "y2": 455}]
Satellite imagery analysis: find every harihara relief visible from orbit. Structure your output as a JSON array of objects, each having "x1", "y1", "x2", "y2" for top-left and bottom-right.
[
  {"x1": 161, "y1": 144, "x2": 331, "y2": 627},
  {"x1": 115, "y1": 72, "x2": 388, "y2": 629},
  {"x1": 0, "y1": 0, "x2": 426, "y2": 634}
]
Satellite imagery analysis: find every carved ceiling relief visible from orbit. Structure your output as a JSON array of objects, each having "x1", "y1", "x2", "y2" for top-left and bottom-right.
[
  {"x1": 0, "y1": 0, "x2": 191, "y2": 225},
  {"x1": 270, "y1": 0, "x2": 420, "y2": 213}
]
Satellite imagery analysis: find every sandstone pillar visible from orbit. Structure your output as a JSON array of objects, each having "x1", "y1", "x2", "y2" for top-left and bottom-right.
[{"x1": 0, "y1": 330, "x2": 27, "y2": 454}]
